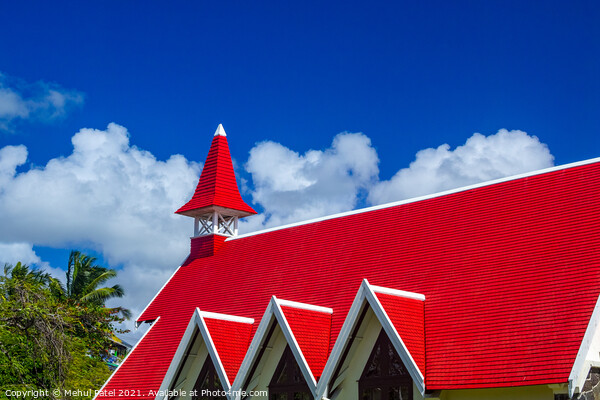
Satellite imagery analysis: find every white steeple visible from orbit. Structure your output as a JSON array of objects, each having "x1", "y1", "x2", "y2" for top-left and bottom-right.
[{"x1": 214, "y1": 123, "x2": 227, "y2": 137}]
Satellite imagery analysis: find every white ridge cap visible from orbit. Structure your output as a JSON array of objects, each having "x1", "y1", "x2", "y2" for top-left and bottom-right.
[
  {"x1": 229, "y1": 156, "x2": 600, "y2": 241},
  {"x1": 214, "y1": 123, "x2": 227, "y2": 137}
]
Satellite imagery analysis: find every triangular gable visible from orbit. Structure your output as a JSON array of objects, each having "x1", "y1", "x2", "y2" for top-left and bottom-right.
[
  {"x1": 569, "y1": 294, "x2": 600, "y2": 397},
  {"x1": 317, "y1": 279, "x2": 426, "y2": 398},
  {"x1": 158, "y1": 309, "x2": 254, "y2": 398},
  {"x1": 278, "y1": 299, "x2": 332, "y2": 379},
  {"x1": 232, "y1": 296, "x2": 333, "y2": 398},
  {"x1": 372, "y1": 285, "x2": 426, "y2": 375}
]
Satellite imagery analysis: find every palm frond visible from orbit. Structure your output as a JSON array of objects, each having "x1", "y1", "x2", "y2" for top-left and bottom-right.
[
  {"x1": 79, "y1": 286, "x2": 122, "y2": 303},
  {"x1": 82, "y1": 270, "x2": 117, "y2": 296}
]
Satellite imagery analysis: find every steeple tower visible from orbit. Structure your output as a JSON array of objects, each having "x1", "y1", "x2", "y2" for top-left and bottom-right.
[{"x1": 176, "y1": 124, "x2": 256, "y2": 238}]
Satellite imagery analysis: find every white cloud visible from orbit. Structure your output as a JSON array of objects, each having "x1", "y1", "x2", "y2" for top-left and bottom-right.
[
  {"x1": 0, "y1": 72, "x2": 84, "y2": 132},
  {"x1": 0, "y1": 242, "x2": 47, "y2": 267},
  {"x1": 242, "y1": 132, "x2": 379, "y2": 230},
  {"x1": 368, "y1": 129, "x2": 554, "y2": 205},
  {"x1": 0, "y1": 123, "x2": 200, "y2": 326},
  {"x1": 0, "y1": 145, "x2": 27, "y2": 188},
  {"x1": 0, "y1": 124, "x2": 556, "y2": 342}
]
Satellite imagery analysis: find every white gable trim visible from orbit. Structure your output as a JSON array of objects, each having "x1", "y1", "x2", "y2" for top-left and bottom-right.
[
  {"x1": 232, "y1": 296, "x2": 329, "y2": 399},
  {"x1": 230, "y1": 157, "x2": 600, "y2": 241},
  {"x1": 197, "y1": 309, "x2": 234, "y2": 391},
  {"x1": 231, "y1": 300, "x2": 276, "y2": 393},
  {"x1": 364, "y1": 281, "x2": 425, "y2": 393},
  {"x1": 276, "y1": 298, "x2": 333, "y2": 314},
  {"x1": 569, "y1": 295, "x2": 600, "y2": 397},
  {"x1": 156, "y1": 309, "x2": 253, "y2": 400},
  {"x1": 316, "y1": 280, "x2": 426, "y2": 399},
  {"x1": 199, "y1": 310, "x2": 255, "y2": 324},
  {"x1": 272, "y1": 296, "x2": 319, "y2": 396},
  {"x1": 94, "y1": 317, "x2": 161, "y2": 400},
  {"x1": 316, "y1": 284, "x2": 368, "y2": 399},
  {"x1": 370, "y1": 284, "x2": 426, "y2": 301}
]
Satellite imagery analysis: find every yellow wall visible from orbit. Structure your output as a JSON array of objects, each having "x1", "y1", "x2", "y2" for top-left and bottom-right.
[
  {"x1": 170, "y1": 328, "x2": 209, "y2": 399},
  {"x1": 440, "y1": 385, "x2": 558, "y2": 400},
  {"x1": 245, "y1": 323, "x2": 288, "y2": 399},
  {"x1": 327, "y1": 308, "x2": 423, "y2": 400}
]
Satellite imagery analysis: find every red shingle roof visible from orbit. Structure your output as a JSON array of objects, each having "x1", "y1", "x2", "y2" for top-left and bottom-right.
[
  {"x1": 279, "y1": 304, "x2": 332, "y2": 379},
  {"x1": 99, "y1": 158, "x2": 600, "y2": 398},
  {"x1": 175, "y1": 127, "x2": 256, "y2": 217},
  {"x1": 374, "y1": 291, "x2": 425, "y2": 375},
  {"x1": 202, "y1": 315, "x2": 254, "y2": 384}
]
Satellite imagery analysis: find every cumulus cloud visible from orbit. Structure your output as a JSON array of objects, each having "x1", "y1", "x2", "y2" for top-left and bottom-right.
[
  {"x1": 0, "y1": 123, "x2": 200, "y2": 330},
  {"x1": 368, "y1": 129, "x2": 554, "y2": 205},
  {"x1": 0, "y1": 72, "x2": 84, "y2": 132},
  {"x1": 0, "y1": 242, "x2": 48, "y2": 267},
  {"x1": 242, "y1": 132, "x2": 379, "y2": 230},
  {"x1": 0, "y1": 124, "x2": 556, "y2": 343}
]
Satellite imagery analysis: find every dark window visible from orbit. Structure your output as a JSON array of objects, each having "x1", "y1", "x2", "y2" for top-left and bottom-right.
[
  {"x1": 359, "y1": 329, "x2": 413, "y2": 400},
  {"x1": 192, "y1": 358, "x2": 226, "y2": 400},
  {"x1": 269, "y1": 345, "x2": 312, "y2": 400}
]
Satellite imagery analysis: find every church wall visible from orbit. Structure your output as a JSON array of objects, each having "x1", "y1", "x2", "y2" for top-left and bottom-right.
[
  {"x1": 439, "y1": 384, "x2": 555, "y2": 400},
  {"x1": 170, "y1": 329, "x2": 209, "y2": 399},
  {"x1": 245, "y1": 323, "x2": 288, "y2": 399},
  {"x1": 327, "y1": 308, "x2": 424, "y2": 400}
]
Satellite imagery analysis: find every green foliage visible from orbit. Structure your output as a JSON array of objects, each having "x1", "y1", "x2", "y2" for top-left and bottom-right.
[
  {"x1": 0, "y1": 259, "x2": 129, "y2": 399},
  {"x1": 62, "y1": 251, "x2": 132, "y2": 319}
]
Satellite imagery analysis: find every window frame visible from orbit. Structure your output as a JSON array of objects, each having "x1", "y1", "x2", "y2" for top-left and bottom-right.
[{"x1": 358, "y1": 329, "x2": 413, "y2": 400}]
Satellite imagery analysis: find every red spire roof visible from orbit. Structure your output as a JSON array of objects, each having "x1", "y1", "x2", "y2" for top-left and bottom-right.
[{"x1": 176, "y1": 124, "x2": 256, "y2": 217}]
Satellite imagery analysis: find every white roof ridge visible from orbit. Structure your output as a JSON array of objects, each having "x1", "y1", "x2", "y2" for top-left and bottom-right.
[{"x1": 229, "y1": 156, "x2": 600, "y2": 241}]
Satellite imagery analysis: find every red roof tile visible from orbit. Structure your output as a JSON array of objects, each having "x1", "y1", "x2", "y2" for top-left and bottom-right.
[
  {"x1": 175, "y1": 131, "x2": 255, "y2": 216},
  {"x1": 100, "y1": 158, "x2": 600, "y2": 397},
  {"x1": 202, "y1": 316, "x2": 254, "y2": 384},
  {"x1": 374, "y1": 292, "x2": 425, "y2": 376},
  {"x1": 279, "y1": 304, "x2": 332, "y2": 379}
]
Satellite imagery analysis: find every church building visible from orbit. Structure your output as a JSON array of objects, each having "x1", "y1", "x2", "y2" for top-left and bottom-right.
[{"x1": 96, "y1": 125, "x2": 600, "y2": 400}]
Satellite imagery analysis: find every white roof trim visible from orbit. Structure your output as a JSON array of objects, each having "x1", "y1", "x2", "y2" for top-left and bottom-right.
[
  {"x1": 155, "y1": 308, "x2": 254, "y2": 400},
  {"x1": 370, "y1": 284, "x2": 425, "y2": 301},
  {"x1": 364, "y1": 281, "x2": 425, "y2": 393},
  {"x1": 316, "y1": 280, "x2": 426, "y2": 398},
  {"x1": 94, "y1": 317, "x2": 161, "y2": 400},
  {"x1": 230, "y1": 156, "x2": 600, "y2": 241},
  {"x1": 316, "y1": 284, "x2": 367, "y2": 399},
  {"x1": 214, "y1": 123, "x2": 227, "y2": 137},
  {"x1": 272, "y1": 297, "x2": 319, "y2": 398},
  {"x1": 197, "y1": 308, "x2": 233, "y2": 391},
  {"x1": 569, "y1": 295, "x2": 600, "y2": 397},
  {"x1": 199, "y1": 310, "x2": 255, "y2": 324},
  {"x1": 231, "y1": 296, "x2": 324, "y2": 399},
  {"x1": 275, "y1": 297, "x2": 334, "y2": 314},
  {"x1": 136, "y1": 265, "x2": 182, "y2": 325},
  {"x1": 231, "y1": 300, "x2": 275, "y2": 392}
]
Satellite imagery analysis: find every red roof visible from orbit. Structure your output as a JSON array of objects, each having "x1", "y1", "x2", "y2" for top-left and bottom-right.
[
  {"x1": 279, "y1": 303, "x2": 332, "y2": 379},
  {"x1": 175, "y1": 126, "x2": 256, "y2": 217},
  {"x1": 374, "y1": 291, "x2": 425, "y2": 375},
  {"x1": 99, "y1": 158, "x2": 600, "y2": 398},
  {"x1": 202, "y1": 314, "x2": 254, "y2": 383}
]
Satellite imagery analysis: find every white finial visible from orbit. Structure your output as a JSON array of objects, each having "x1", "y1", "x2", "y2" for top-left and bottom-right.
[{"x1": 214, "y1": 124, "x2": 227, "y2": 137}]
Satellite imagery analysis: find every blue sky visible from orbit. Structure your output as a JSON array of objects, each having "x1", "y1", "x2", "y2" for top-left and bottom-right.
[{"x1": 0, "y1": 1, "x2": 598, "y2": 340}]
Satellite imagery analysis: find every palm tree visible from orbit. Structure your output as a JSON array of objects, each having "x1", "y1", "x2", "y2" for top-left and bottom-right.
[{"x1": 63, "y1": 251, "x2": 131, "y2": 319}]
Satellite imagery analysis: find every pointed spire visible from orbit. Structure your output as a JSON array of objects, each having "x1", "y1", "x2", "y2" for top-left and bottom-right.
[
  {"x1": 214, "y1": 123, "x2": 227, "y2": 137},
  {"x1": 176, "y1": 125, "x2": 256, "y2": 220}
]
